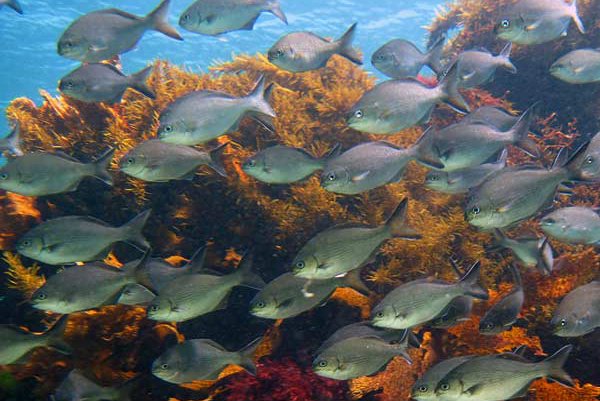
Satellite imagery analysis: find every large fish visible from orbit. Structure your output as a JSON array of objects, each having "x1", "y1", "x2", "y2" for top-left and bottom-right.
[
  {"x1": 179, "y1": 0, "x2": 287, "y2": 35},
  {"x1": 291, "y1": 198, "x2": 420, "y2": 280},
  {"x1": 57, "y1": 0, "x2": 183, "y2": 63},
  {"x1": 479, "y1": 264, "x2": 524, "y2": 335},
  {"x1": 16, "y1": 210, "x2": 151, "y2": 265},
  {"x1": 551, "y1": 280, "x2": 600, "y2": 337},
  {"x1": 267, "y1": 23, "x2": 362, "y2": 72},
  {"x1": 411, "y1": 355, "x2": 475, "y2": 401},
  {"x1": 0, "y1": 121, "x2": 23, "y2": 156},
  {"x1": 0, "y1": 0, "x2": 22, "y2": 14},
  {"x1": 455, "y1": 43, "x2": 517, "y2": 88},
  {"x1": 540, "y1": 206, "x2": 600, "y2": 245},
  {"x1": 371, "y1": 35, "x2": 445, "y2": 79},
  {"x1": 0, "y1": 148, "x2": 114, "y2": 196},
  {"x1": 550, "y1": 48, "x2": 600, "y2": 84},
  {"x1": 489, "y1": 230, "x2": 554, "y2": 275},
  {"x1": 53, "y1": 370, "x2": 134, "y2": 401},
  {"x1": 158, "y1": 76, "x2": 275, "y2": 145}
]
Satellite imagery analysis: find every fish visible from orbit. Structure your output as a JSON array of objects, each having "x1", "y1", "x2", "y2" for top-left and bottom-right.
[
  {"x1": 152, "y1": 337, "x2": 260, "y2": 383},
  {"x1": 465, "y1": 143, "x2": 590, "y2": 229},
  {"x1": 119, "y1": 140, "x2": 227, "y2": 182},
  {"x1": 0, "y1": 317, "x2": 70, "y2": 365},
  {"x1": 0, "y1": 0, "x2": 22, "y2": 14},
  {"x1": 435, "y1": 345, "x2": 573, "y2": 401},
  {"x1": 550, "y1": 48, "x2": 600, "y2": 84},
  {"x1": 157, "y1": 76, "x2": 275, "y2": 145},
  {"x1": 0, "y1": 121, "x2": 23, "y2": 156},
  {"x1": 479, "y1": 264, "x2": 524, "y2": 335},
  {"x1": 347, "y1": 62, "x2": 469, "y2": 135},
  {"x1": 551, "y1": 280, "x2": 600, "y2": 337},
  {"x1": 371, "y1": 35, "x2": 445, "y2": 79},
  {"x1": 429, "y1": 296, "x2": 473, "y2": 329},
  {"x1": 242, "y1": 144, "x2": 340, "y2": 184},
  {"x1": 57, "y1": 0, "x2": 183, "y2": 63},
  {"x1": 249, "y1": 269, "x2": 368, "y2": 319},
  {"x1": 59, "y1": 64, "x2": 155, "y2": 103},
  {"x1": 16, "y1": 210, "x2": 151, "y2": 265},
  {"x1": 425, "y1": 149, "x2": 507, "y2": 194},
  {"x1": 569, "y1": 132, "x2": 600, "y2": 181},
  {"x1": 291, "y1": 198, "x2": 421, "y2": 280},
  {"x1": 0, "y1": 148, "x2": 114, "y2": 197},
  {"x1": 267, "y1": 23, "x2": 362, "y2": 72},
  {"x1": 454, "y1": 43, "x2": 517, "y2": 88},
  {"x1": 371, "y1": 261, "x2": 489, "y2": 329},
  {"x1": 147, "y1": 252, "x2": 264, "y2": 322},
  {"x1": 411, "y1": 355, "x2": 475, "y2": 400},
  {"x1": 53, "y1": 370, "x2": 134, "y2": 401},
  {"x1": 495, "y1": 0, "x2": 584, "y2": 45},
  {"x1": 179, "y1": 0, "x2": 287, "y2": 35},
  {"x1": 489, "y1": 230, "x2": 554, "y2": 275},
  {"x1": 540, "y1": 206, "x2": 600, "y2": 245},
  {"x1": 461, "y1": 106, "x2": 520, "y2": 132},
  {"x1": 30, "y1": 251, "x2": 152, "y2": 314},
  {"x1": 117, "y1": 284, "x2": 156, "y2": 306}
]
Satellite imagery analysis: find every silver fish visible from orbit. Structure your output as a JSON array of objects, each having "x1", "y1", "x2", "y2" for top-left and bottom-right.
[
  {"x1": 569, "y1": 132, "x2": 600, "y2": 181},
  {"x1": 152, "y1": 337, "x2": 260, "y2": 383},
  {"x1": 147, "y1": 252, "x2": 264, "y2": 322},
  {"x1": 16, "y1": 210, "x2": 151, "y2": 265},
  {"x1": 461, "y1": 106, "x2": 520, "y2": 132},
  {"x1": 550, "y1": 48, "x2": 600, "y2": 84},
  {"x1": 267, "y1": 23, "x2": 362, "y2": 72},
  {"x1": 158, "y1": 76, "x2": 275, "y2": 145},
  {"x1": 347, "y1": 62, "x2": 469, "y2": 135},
  {"x1": 490, "y1": 230, "x2": 554, "y2": 275},
  {"x1": 119, "y1": 140, "x2": 227, "y2": 182},
  {"x1": 59, "y1": 64, "x2": 155, "y2": 103},
  {"x1": 540, "y1": 206, "x2": 600, "y2": 245},
  {"x1": 495, "y1": 0, "x2": 584, "y2": 45},
  {"x1": 411, "y1": 355, "x2": 475, "y2": 401},
  {"x1": 291, "y1": 198, "x2": 420, "y2": 280},
  {"x1": 435, "y1": 346, "x2": 573, "y2": 401},
  {"x1": 53, "y1": 370, "x2": 134, "y2": 401},
  {"x1": 371, "y1": 261, "x2": 489, "y2": 329},
  {"x1": 429, "y1": 296, "x2": 473, "y2": 329},
  {"x1": 551, "y1": 280, "x2": 600, "y2": 337},
  {"x1": 0, "y1": 121, "x2": 23, "y2": 156},
  {"x1": 57, "y1": 0, "x2": 183, "y2": 63},
  {"x1": 371, "y1": 35, "x2": 445, "y2": 79},
  {"x1": 0, "y1": 0, "x2": 22, "y2": 14},
  {"x1": 0, "y1": 148, "x2": 114, "y2": 197},
  {"x1": 179, "y1": 0, "x2": 287, "y2": 35},
  {"x1": 242, "y1": 144, "x2": 340, "y2": 184},
  {"x1": 455, "y1": 43, "x2": 517, "y2": 88},
  {"x1": 479, "y1": 264, "x2": 524, "y2": 335}
]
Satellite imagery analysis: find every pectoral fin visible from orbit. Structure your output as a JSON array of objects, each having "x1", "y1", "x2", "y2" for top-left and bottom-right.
[
  {"x1": 465, "y1": 383, "x2": 484, "y2": 396},
  {"x1": 352, "y1": 171, "x2": 370, "y2": 182},
  {"x1": 525, "y1": 19, "x2": 542, "y2": 32}
]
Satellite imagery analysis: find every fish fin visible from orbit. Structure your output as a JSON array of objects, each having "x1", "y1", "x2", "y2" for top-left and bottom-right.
[
  {"x1": 121, "y1": 210, "x2": 152, "y2": 251},
  {"x1": 439, "y1": 61, "x2": 470, "y2": 113},
  {"x1": 318, "y1": 143, "x2": 342, "y2": 166},
  {"x1": 460, "y1": 70, "x2": 477, "y2": 82},
  {"x1": 414, "y1": 127, "x2": 445, "y2": 169},
  {"x1": 91, "y1": 147, "x2": 115, "y2": 186},
  {"x1": 509, "y1": 104, "x2": 540, "y2": 158},
  {"x1": 241, "y1": 15, "x2": 259, "y2": 30},
  {"x1": 146, "y1": 0, "x2": 183, "y2": 40},
  {"x1": 465, "y1": 383, "x2": 484, "y2": 396},
  {"x1": 247, "y1": 76, "x2": 276, "y2": 119},
  {"x1": 385, "y1": 198, "x2": 421, "y2": 240},
  {"x1": 266, "y1": 0, "x2": 287, "y2": 24},
  {"x1": 458, "y1": 260, "x2": 489, "y2": 300},
  {"x1": 524, "y1": 18, "x2": 543, "y2": 32},
  {"x1": 425, "y1": 33, "x2": 445, "y2": 74},
  {"x1": 234, "y1": 251, "x2": 265, "y2": 290},
  {"x1": 5, "y1": 0, "x2": 23, "y2": 14},
  {"x1": 3, "y1": 121, "x2": 23, "y2": 156},
  {"x1": 543, "y1": 345, "x2": 574, "y2": 387},
  {"x1": 388, "y1": 166, "x2": 407, "y2": 184},
  {"x1": 208, "y1": 142, "x2": 228, "y2": 177},
  {"x1": 107, "y1": 92, "x2": 125, "y2": 104},
  {"x1": 417, "y1": 106, "x2": 435, "y2": 126},
  {"x1": 126, "y1": 248, "x2": 155, "y2": 290},
  {"x1": 507, "y1": 263, "x2": 522, "y2": 288},
  {"x1": 351, "y1": 171, "x2": 370, "y2": 182},
  {"x1": 52, "y1": 151, "x2": 80, "y2": 162},
  {"x1": 236, "y1": 337, "x2": 261, "y2": 376},
  {"x1": 128, "y1": 66, "x2": 156, "y2": 99},
  {"x1": 564, "y1": 139, "x2": 593, "y2": 180},
  {"x1": 44, "y1": 316, "x2": 72, "y2": 355},
  {"x1": 569, "y1": 0, "x2": 585, "y2": 34},
  {"x1": 509, "y1": 381, "x2": 535, "y2": 398},
  {"x1": 335, "y1": 23, "x2": 363, "y2": 65},
  {"x1": 118, "y1": 284, "x2": 156, "y2": 305},
  {"x1": 499, "y1": 42, "x2": 517, "y2": 74},
  {"x1": 184, "y1": 244, "x2": 208, "y2": 274},
  {"x1": 341, "y1": 268, "x2": 370, "y2": 295}
]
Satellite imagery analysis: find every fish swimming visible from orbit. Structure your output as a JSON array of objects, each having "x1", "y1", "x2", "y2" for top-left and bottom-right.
[
  {"x1": 550, "y1": 48, "x2": 600, "y2": 84},
  {"x1": 455, "y1": 43, "x2": 517, "y2": 88},
  {"x1": 152, "y1": 337, "x2": 260, "y2": 383},
  {"x1": 59, "y1": 64, "x2": 155, "y2": 103},
  {"x1": 158, "y1": 76, "x2": 275, "y2": 145},
  {"x1": 371, "y1": 35, "x2": 445, "y2": 79},
  {"x1": 0, "y1": 148, "x2": 114, "y2": 196},
  {"x1": 57, "y1": 0, "x2": 183, "y2": 63},
  {"x1": 0, "y1": 121, "x2": 23, "y2": 156},
  {"x1": 569, "y1": 132, "x2": 600, "y2": 181},
  {"x1": 479, "y1": 264, "x2": 524, "y2": 335},
  {"x1": 551, "y1": 280, "x2": 600, "y2": 337},
  {"x1": 267, "y1": 23, "x2": 362, "y2": 72},
  {"x1": 0, "y1": 0, "x2": 22, "y2": 14},
  {"x1": 489, "y1": 230, "x2": 554, "y2": 275},
  {"x1": 119, "y1": 140, "x2": 227, "y2": 182},
  {"x1": 179, "y1": 0, "x2": 287, "y2": 35},
  {"x1": 411, "y1": 355, "x2": 475, "y2": 400},
  {"x1": 16, "y1": 210, "x2": 151, "y2": 265},
  {"x1": 291, "y1": 198, "x2": 420, "y2": 280},
  {"x1": 53, "y1": 370, "x2": 135, "y2": 401},
  {"x1": 540, "y1": 206, "x2": 600, "y2": 245}
]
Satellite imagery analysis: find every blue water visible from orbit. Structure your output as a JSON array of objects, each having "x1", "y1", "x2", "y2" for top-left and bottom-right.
[{"x1": 0, "y1": 0, "x2": 440, "y2": 133}]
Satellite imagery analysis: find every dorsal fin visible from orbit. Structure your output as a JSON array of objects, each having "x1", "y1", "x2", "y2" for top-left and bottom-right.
[
  {"x1": 91, "y1": 8, "x2": 142, "y2": 21},
  {"x1": 52, "y1": 151, "x2": 81, "y2": 162}
]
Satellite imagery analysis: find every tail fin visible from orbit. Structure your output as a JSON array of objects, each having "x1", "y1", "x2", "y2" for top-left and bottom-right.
[
  {"x1": 562, "y1": 139, "x2": 592, "y2": 180},
  {"x1": 335, "y1": 23, "x2": 363, "y2": 65},
  {"x1": 507, "y1": 263, "x2": 522, "y2": 288},
  {"x1": 542, "y1": 345, "x2": 574, "y2": 387},
  {"x1": 207, "y1": 142, "x2": 228, "y2": 177},
  {"x1": 2, "y1": 121, "x2": 23, "y2": 156},
  {"x1": 236, "y1": 337, "x2": 262, "y2": 376},
  {"x1": 121, "y1": 210, "x2": 151, "y2": 251},
  {"x1": 384, "y1": 198, "x2": 421, "y2": 240},
  {"x1": 146, "y1": 0, "x2": 183, "y2": 40},
  {"x1": 508, "y1": 106, "x2": 540, "y2": 158},
  {"x1": 5, "y1": 0, "x2": 23, "y2": 14},
  {"x1": 414, "y1": 127, "x2": 445, "y2": 169},
  {"x1": 247, "y1": 76, "x2": 276, "y2": 119},
  {"x1": 118, "y1": 283, "x2": 156, "y2": 306},
  {"x1": 124, "y1": 248, "x2": 154, "y2": 290},
  {"x1": 390, "y1": 342, "x2": 412, "y2": 364},
  {"x1": 340, "y1": 268, "x2": 370, "y2": 295},
  {"x1": 317, "y1": 143, "x2": 342, "y2": 167},
  {"x1": 44, "y1": 316, "x2": 72, "y2": 355},
  {"x1": 90, "y1": 147, "x2": 114, "y2": 186},
  {"x1": 233, "y1": 252, "x2": 265, "y2": 290},
  {"x1": 569, "y1": 0, "x2": 585, "y2": 34},
  {"x1": 128, "y1": 66, "x2": 156, "y2": 99},
  {"x1": 184, "y1": 244, "x2": 208, "y2": 274},
  {"x1": 439, "y1": 62, "x2": 470, "y2": 114},
  {"x1": 266, "y1": 0, "x2": 287, "y2": 24},
  {"x1": 498, "y1": 42, "x2": 517, "y2": 74},
  {"x1": 425, "y1": 34, "x2": 446, "y2": 74},
  {"x1": 458, "y1": 261, "x2": 489, "y2": 300}
]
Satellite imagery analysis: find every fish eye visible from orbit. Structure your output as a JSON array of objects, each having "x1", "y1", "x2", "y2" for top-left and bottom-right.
[
  {"x1": 429, "y1": 174, "x2": 439, "y2": 181},
  {"x1": 160, "y1": 363, "x2": 169, "y2": 370},
  {"x1": 485, "y1": 322, "x2": 494, "y2": 329},
  {"x1": 559, "y1": 319, "x2": 567, "y2": 327},
  {"x1": 500, "y1": 19, "x2": 510, "y2": 28},
  {"x1": 418, "y1": 385, "x2": 428, "y2": 392},
  {"x1": 163, "y1": 125, "x2": 173, "y2": 133},
  {"x1": 440, "y1": 383, "x2": 450, "y2": 391},
  {"x1": 126, "y1": 158, "x2": 135, "y2": 165},
  {"x1": 64, "y1": 41, "x2": 73, "y2": 48},
  {"x1": 375, "y1": 311, "x2": 384, "y2": 318},
  {"x1": 276, "y1": 49, "x2": 284, "y2": 57},
  {"x1": 245, "y1": 159, "x2": 256, "y2": 168},
  {"x1": 0, "y1": 172, "x2": 8, "y2": 180},
  {"x1": 149, "y1": 305, "x2": 160, "y2": 312},
  {"x1": 544, "y1": 218, "x2": 556, "y2": 225},
  {"x1": 295, "y1": 261, "x2": 305, "y2": 270},
  {"x1": 318, "y1": 360, "x2": 328, "y2": 367},
  {"x1": 36, "y1": 292, "x2": 47, "y2": 300},
  {"x1": 21, "y1": 239, "x2": 31, "y2": 247},
  {"x1": 471, "y1": 206, "x2": 481, "y2": 215},
  {"x1": 327, "y1": 172, "x2": 336, "y2": 181},
  {"x1": 354, "y1": 110, "x2": 363, "y2": 119},
  {"x1": 256, "y1": 301, "x2": 266, "y2": 309},
  {"x1": 181, "y1": 14, "x2": 190, "y2": 22},
  {"x1": 585, "y1": 155, "x2": 594, "y2": 164}
]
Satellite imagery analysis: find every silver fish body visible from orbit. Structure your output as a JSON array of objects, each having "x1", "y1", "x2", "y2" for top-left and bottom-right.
[
  {"x1": 455, "y1": 43, "x2": 517, "y2": 88},
  {"x1": 371, "y1": 35, "x2": 445, "y2": 79},
  {"x1": 569, "y1": 132, "x2": 600, "y2": 181},
  {"x1": 428, "y1": 296, "x2": 474, "y2": 328},
  {"x1": 316, "y1": 322, "x2": 415, "y2": 355},
  {"x1": 490, "y1": 230, "x2": 554, "y2": 275},
  {"x1": 461, "y1": 106, "x2": 520, "y2": 132},
  {"x1": 540, "y1": 206, "x2": 600, "y2": 244},
  {"x1": 551, "y1": 280, "x2": 600, "y2": 337},
  {"x1": 550, "y1": 48, "x2": 600, "y2": 84},
  {"x1": 411, "y1": 355, "x2": 474, "y2": 400},
  {"x1": 53, "y1": 370, "x2": 128, "y2": 401},
  {"x1": 479, "y1": 264, "x2": 524, "y2": 335}
]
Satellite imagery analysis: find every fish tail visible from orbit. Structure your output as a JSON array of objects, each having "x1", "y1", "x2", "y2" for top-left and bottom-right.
[
  {"x1": 208, "y1": 142, "x2": 228, "y2": 177},
  {"x1": 124, "y1": 248, "x2": 155, "y2": 290},
  {"x1": 266, "y1": 0, "x2": 287, "y2": 24},
  {"x1": 146, "y1": 0, "x2": 183, "y2": 41},
  {"x1": 390, "y1": 342, "x2": 412, "y2": 364},
  {"x1": 561, "y1": 138, "x2": 593, "y2": 180},
  {"x1": 425, "y1": 33, "x2": 446, "y2": 74},
  {"x1": 569, "y1": 0, "x2": 585, "y2": 34},
  {"x1": 247, "y1": 75, "x2": 277, "y2": 119},
  {"x1": 233, "y1": 251, "x2": 265, "y2": 290},
  {"x1": 537, "y1": 237, "x2": 554, "y2": 276},
  {"x1": 183, "y1": 243, "x2": 208, "y2": 274},
  {"x1": 128, "y1": 66, "x2": 156, "y2": 100},
  {"x1": 335, "y1": 23, "x2": 363, "y2": 65},
  {"x1": 507, "y1": 263, "x2": 522, "y2": 288},
  {"x1": 90, "y1": 147, "x2": 115, "y2": 186},
  {"x1": 4, "y1": 121, "x2": 24, "y2": 156},
  {"x1": 439, "y1": 61, "x2": 470, "y2": 114},
  {"x1": 5, "y1": 0, "x2": 23, "y2": 14},
  {"x1": 317, "y1": 143, "x2": 342, "y2": 167},
  {"x1": 236, "y1": 337, "x2": 262, "y2": 376},
  {"x1": 509, "y1": 104, "x2": 540, "y2": 158},
  {"x1": 121, "y1": 209, "x2": 152, "y2": 251},
  {"x1": 385, "y1": 198, "x2": 422, "y2": 240},
  {"x1": 413, "y1": 127, "x2": 445, "y2": 169},
  {"x1": 458, "y1": 261, "x2": 489, "y2": 300},
  {"x1": 541, "y1": 345, "x2": 574, "y2": 387},
  {"x1": 341, "y1": 268, "x2": 370, "y2": 295},
  {"x1": 44, "y1": 316, "x2": 72, "y2": 355},
  {"x1": 498, "y1": 42, "x2": 517, "y2": 74}
]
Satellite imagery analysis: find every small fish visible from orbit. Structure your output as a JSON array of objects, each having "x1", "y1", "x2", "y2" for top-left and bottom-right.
[
  {"x1": 429, "y1": 296, "x2": 473, "y2": 329},
  {"x1": 59, "y1": 64, "x2": 155, "y2": 103},
  {"x1": 461, "y1": 106, "x2": 520, "y2": 132},
  {"x1": 120, "y1": 140, "x2": 227, "y2": 182},
  {"x1": 435, "y1": 345, "x2": 573, "y2": 401},
  {"x1": 158, "y1": 76, "x2": 275, "y2": 145},
  {"x1": 53, "y1": 370, "x2": 134, "y2": 401},
  {"x1": 0, "y1": 0, "x2": 22, "y2": 14},
  {"x1": 243, "y1": 144, "x2": 340, "y2": 184},
  {"x1": 347, "y1": 62, "x2": 469, "y2": 135},
  {"x1": 455, "y1": 43, "x2": 517, "y2": 88},
  {"x1": 570, "y1": 132, "x2": 600, "y2": 181},
  {"x1": 153, "y1": 337, "x2": 260, "y2": 383},
  {"x1": 425, "y1": 149, "x2": 507, "y2": 194},
  {"x1": 540, "y1": 206, "x2": 600, "y2": 245},
  {"x1": 291, "y1": 198, "x2": 421, "y2": 280},
  {"x1": 495, "y1": 0, "x2": 584, "y2": 45},
  {"x1": 0, "y1": 317, "x2": 70, "y2": 365},
  {"x1": 551, "y1": 280, "x2": 600, "y2": 337},
  {"x1": 249, "y1": 269, "x2": 368, "y2": 319},
  {"x1": 0, "y1": 148, "x2": 114, "y2": 197},
  {"x1": 411, "y1": 355, "x2": 475, "y2": 400},
  {"x1": 147, "y1": 252, "x2": 264, "y2": 322},
  {"x1": 550, "y1": 48, "x2": 600, "y2": 84},
  {"x1": 371, "y1": 261, "x2": 488, "y2": 329},
  {"x1": 479, "y1": 264, "x2": 524, "y2": 335},
  {"x1": 267, "y1": 23, "x2": 362, "y2": 72},
  {"x1": 490, "y1": 230, "x2": 554, "y2": 275},
  {"x1": 16, "y1": 210, "x2": 151, "y2": 265},
  {"x1": 371, "y1": 35, "x2": 445, "y2": 79},
  {"x1": 0, "y1": 121, "x2": 23, "y2": 156},
  {"x1": 58, "y1": 0, "x2": 183, "y2": 63},
  {"x1": 179, "y1": 0, "x2": 287, "y2": 35}
]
